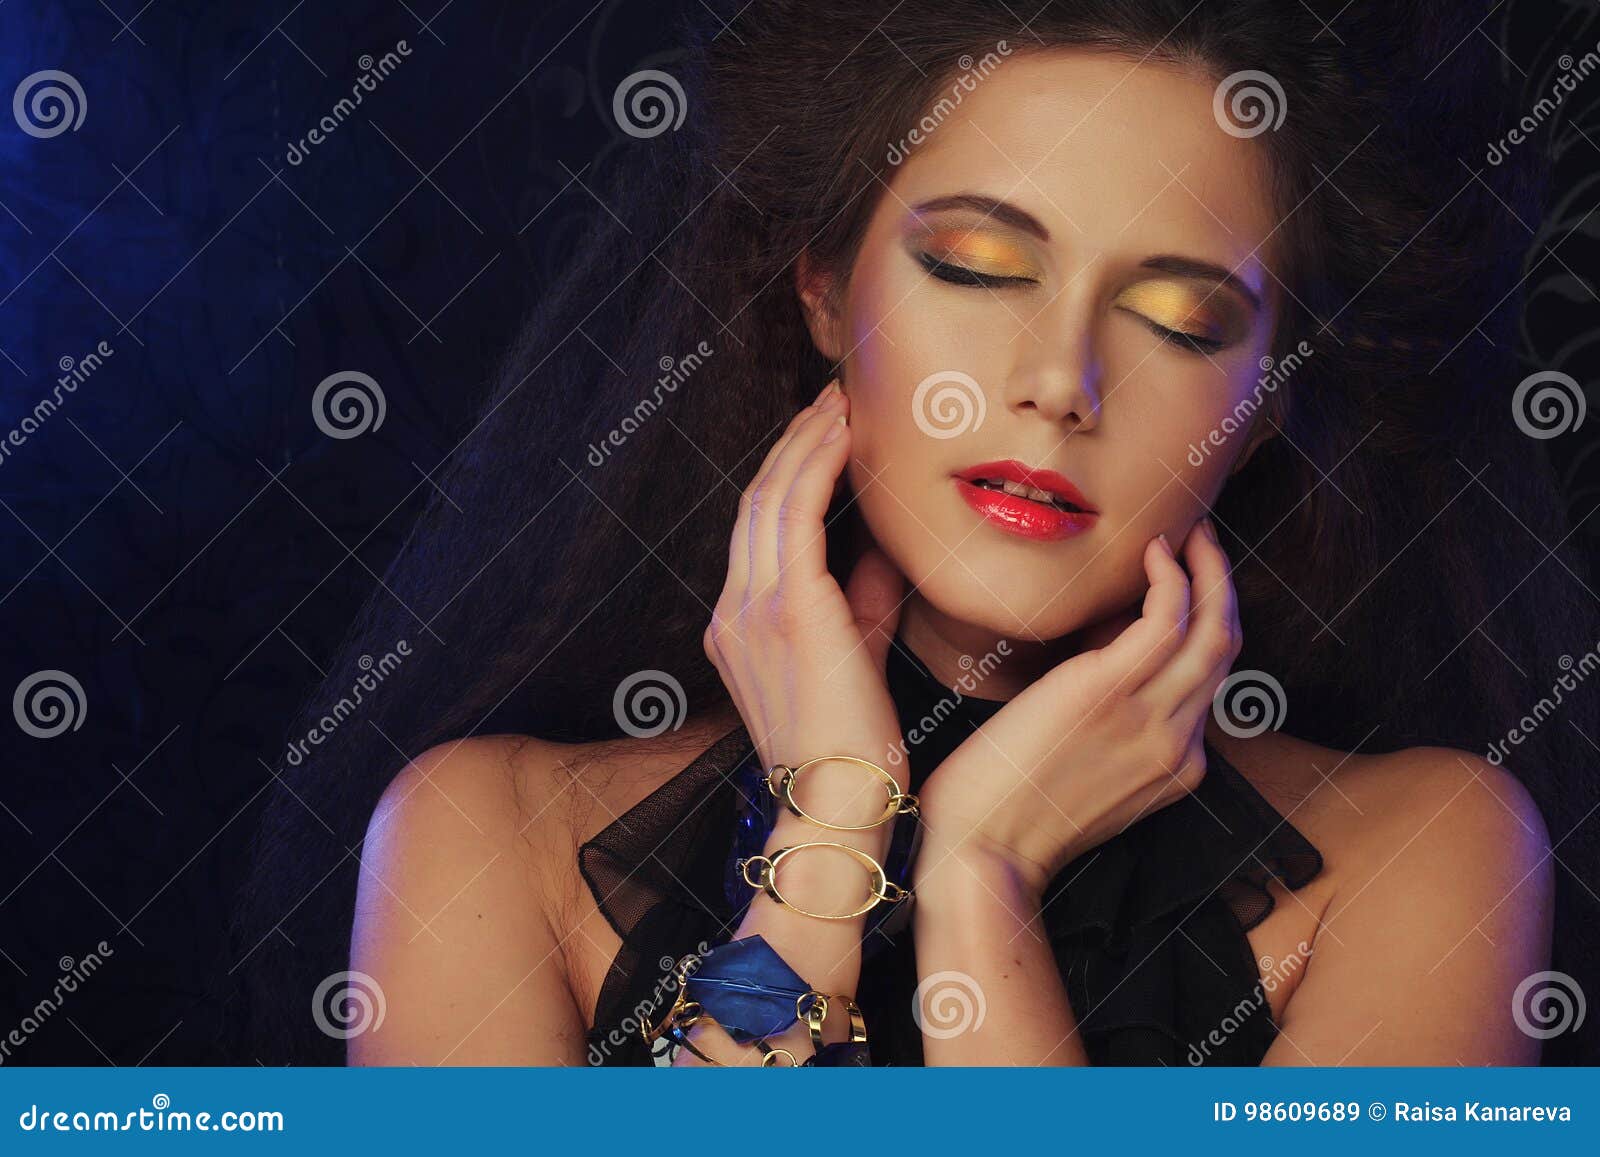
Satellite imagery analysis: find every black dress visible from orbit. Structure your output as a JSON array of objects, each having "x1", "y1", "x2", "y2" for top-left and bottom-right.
[{"x1": 579, "y1": 636, "x2": 1323, "y2": 1066}]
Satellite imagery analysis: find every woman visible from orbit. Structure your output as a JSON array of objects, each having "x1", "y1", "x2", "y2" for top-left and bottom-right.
[{"x1": 236, "y1": 0, "x2": 1599, "y2": 1066}]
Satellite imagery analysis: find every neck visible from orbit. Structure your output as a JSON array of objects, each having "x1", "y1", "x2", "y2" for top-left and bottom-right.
[{"x1": 895, "y1": 588, "x2": 1141, "y2": 702}]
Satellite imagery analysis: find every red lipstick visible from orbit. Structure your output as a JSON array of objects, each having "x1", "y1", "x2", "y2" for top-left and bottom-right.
[{"x1": 953, "y1": 459, "x2": 1098, "y2": 542}]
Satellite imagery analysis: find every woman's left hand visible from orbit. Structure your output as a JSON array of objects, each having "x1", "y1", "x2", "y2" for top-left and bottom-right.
[{"x1": 913, "y1": 515, "x2": 1243, "y2": 897}]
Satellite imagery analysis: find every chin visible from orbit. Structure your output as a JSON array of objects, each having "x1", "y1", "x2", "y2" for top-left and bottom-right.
[{"x1": 911, "y1": 566, "x2": 1098, "y2": 643}]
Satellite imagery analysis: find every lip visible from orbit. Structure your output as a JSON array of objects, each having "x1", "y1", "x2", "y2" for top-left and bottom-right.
[{"x1": 953, "y1": 459, "x2": 1099, "y2": 542}]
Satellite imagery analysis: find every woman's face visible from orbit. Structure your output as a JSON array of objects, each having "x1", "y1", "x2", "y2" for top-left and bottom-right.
[{"x1": 800, "y1": 48, "x2": 1284, "y2": 662}]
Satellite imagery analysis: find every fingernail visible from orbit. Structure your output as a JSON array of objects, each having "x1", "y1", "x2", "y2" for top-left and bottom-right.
[
  {"x1": 1158, "y1": 532, "x2": 1171, "y2": 553},
  {"x1": 813, "y1": 380, "x2": 835, "y2": 405},
  {"x1": 823, "y1": 414, "x2": 846, "y2": 442},
  {"x1": 1202, "y1": 516, "x2": 1218, "y2": 541}
]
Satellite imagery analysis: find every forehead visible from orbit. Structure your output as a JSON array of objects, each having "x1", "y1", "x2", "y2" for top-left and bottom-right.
[{"x1": 889, "y1": 48, "x2": 1282, "y2": 278}]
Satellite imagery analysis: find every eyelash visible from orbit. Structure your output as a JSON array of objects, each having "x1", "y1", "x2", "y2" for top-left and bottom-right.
[
  {"x1": 918, "y1": 252, "x2": 1034, "y2": 288},
  {"x1": 918, "y1": 251, "x2": 1226, "y2": 356}
]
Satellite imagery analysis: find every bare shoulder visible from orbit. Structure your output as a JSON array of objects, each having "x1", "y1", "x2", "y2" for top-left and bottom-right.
[
  {"x1": 1209, "y1": 723, "x2": 1550, "y2": 887},
  {"x1": 349, "y1": 706, "x2": 742, "y2": 1064},
  {"x1": 1207, "y1": 723, "x2": 1555, "y2": 1063}
]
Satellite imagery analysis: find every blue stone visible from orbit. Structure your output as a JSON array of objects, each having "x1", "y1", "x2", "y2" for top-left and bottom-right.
[{"x1": 685, "y1": 934, "x2": 810, "y2": 1044}]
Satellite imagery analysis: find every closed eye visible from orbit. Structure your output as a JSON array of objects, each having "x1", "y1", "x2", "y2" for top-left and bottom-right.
[
  {"x1": 1121, "y1": 308, "x2": 1227, "y2": 355},
  {"x1": 919, "y1": 249, "x2": 1230, "y2": 355},
  {"x1": 917, "y1": 251, "x2": 1037, "y2": 288}
]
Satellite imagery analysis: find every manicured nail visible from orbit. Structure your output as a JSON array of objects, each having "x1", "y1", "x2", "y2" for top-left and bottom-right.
[{"x1": 823, "y1": 414, "x2": 847, "y2": 442}]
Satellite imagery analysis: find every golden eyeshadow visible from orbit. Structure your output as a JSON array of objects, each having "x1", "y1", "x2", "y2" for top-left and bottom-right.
[
  {"x1": 917, "y1": 228, "x2": 1041, "y2": 279},
  {"x1": 1114, "y1": 280, "x2": 1236, "y2": 342}
]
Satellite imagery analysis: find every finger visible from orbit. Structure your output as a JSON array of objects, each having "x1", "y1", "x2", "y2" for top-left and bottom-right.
[
  {"x1": 1091, "y1": 533, "x2": 1192, "y2": 694},
  {"x1": 775, "y1": 402, "x2": 853, "y2": 583},
  {"x1": 749, "y1": 389, "x2": 846, "y2": 592},
  {"x1": 843, "y1": 545, "x2": 907, "y2": 672},
  {"x1": 727, "y1": 381, "x2": 837, "y2": 592},
  {"x1": 1142, "y1": 515, "x2": 1241, "y2": 713}
]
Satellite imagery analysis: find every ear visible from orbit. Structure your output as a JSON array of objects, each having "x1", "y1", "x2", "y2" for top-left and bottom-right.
[
  {"x1": 1228, "y1": 390, "x2": 1284, "y2": 477},
  {"x1": 795, "y1": 250, "x2": 845, "y2": 363}
]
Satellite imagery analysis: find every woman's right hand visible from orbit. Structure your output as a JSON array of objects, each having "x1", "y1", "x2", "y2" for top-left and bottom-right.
[{"x1": 702, "y1": 378, "x2": 908, "y2": 799}]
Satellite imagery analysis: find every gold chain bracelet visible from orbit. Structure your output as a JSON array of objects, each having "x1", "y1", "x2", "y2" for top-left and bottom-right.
[
  {"x1": 765, "y1": 755, "x2": 919, "y2": 831},
  {"x1": 640, "y1": 949, "x2": 864, "y2": 1067},
  {"x1": 736, "y1": 841, "x2": 913, "y2": 919}
]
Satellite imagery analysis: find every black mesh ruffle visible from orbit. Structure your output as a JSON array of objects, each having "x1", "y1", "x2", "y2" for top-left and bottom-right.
[{"x1": 578, "y1": 635, "x2": 1324, "y2": 1066}]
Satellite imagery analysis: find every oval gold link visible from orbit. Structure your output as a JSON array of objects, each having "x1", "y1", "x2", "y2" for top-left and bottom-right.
[{"x1": 764, "y1": 755, "x2": 915, "y2": 831}]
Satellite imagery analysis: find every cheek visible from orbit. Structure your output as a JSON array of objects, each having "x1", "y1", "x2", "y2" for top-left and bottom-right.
[
  {"x1": 1119, "y1": 378, "x2": 1262, "y2": 537},
  {"x1": 842, "y1": 270, "x2": 1013, "y2": 460}
]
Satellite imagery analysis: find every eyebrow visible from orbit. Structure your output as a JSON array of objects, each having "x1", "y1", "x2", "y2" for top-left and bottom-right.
[
  {"x1": 909, "y1": 192, "x2": 1265, "y2": 313},
  {"x1": 1139, "y1": 254, "x2": 1264, "y2": 313}
]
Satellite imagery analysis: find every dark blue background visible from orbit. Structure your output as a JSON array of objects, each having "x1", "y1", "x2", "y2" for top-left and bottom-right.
[{"x1": 0, "y1": 0, "x2": 1595, "y2": 1064}]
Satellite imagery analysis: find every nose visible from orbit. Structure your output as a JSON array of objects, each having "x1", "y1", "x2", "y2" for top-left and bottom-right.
[{"x1": 1003, "y1": 310, "x2": 1103, "y2": 430}]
